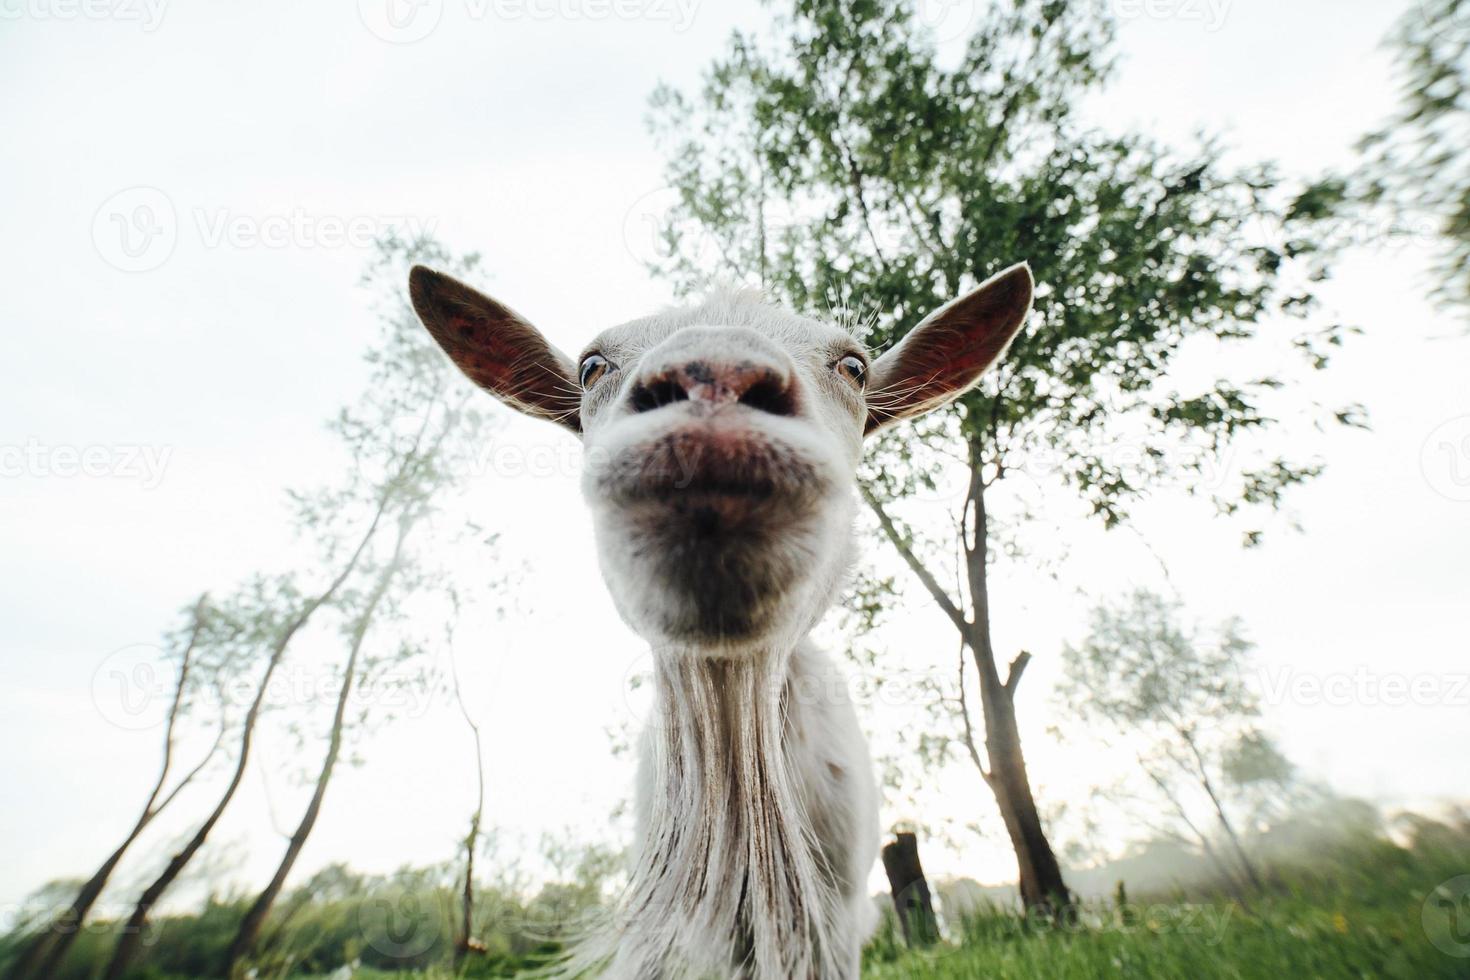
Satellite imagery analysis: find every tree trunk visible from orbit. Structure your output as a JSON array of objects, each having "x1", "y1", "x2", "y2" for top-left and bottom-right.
[
  {"x1": 961, "y1": 459, "x2": 1071, "y2": 915},
  {"x1": 456, "y1": 821, "x2": 480, "y2": 960},
  {"x1": 880, "y1": 833, "x2": 938, "y2": 947},
  {"x1": 977, "y1": 675, "x2": 1071, "y2": 913},
  {"x1": 10, "y1": 597, "x2": 212, "y2": 980},
  {"x1": 861, "y1": 440, "x2": 1072, "y2": 916},
  {"x1": 105, "y1": 638, "x2": 288, "y2": 980},
  {"x1": 103, "y1": 507, "x2": 388, "y2": 980},
  {"x1": 451, "y1": 647, "x2": 487, "y2": 962},
  {"x1": 224, "y1": 518, "x2": 411, "y2": 977}
]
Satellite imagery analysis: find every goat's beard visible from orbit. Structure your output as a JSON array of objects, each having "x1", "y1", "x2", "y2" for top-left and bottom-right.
[
  {"x1": 563, "y1": 654, "x2": 851, "y2": 979},
  {"x1": 601, "y1": 507, "x2": 830, "y2": 647},
  {"x1": 585, "y1": 455, "x2": 852, "y2": 655}
]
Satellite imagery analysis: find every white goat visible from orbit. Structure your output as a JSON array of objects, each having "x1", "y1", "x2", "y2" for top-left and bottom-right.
[{"x1": 409, "y1": 264, "x2": 1033, "y2": 979}]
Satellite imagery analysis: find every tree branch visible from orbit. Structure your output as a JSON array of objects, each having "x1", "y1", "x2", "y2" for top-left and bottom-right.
[
  {"x1": 139, "y1": 594, "x2": 210, "y2": 818},
  {"x1": 152, "y1": 717, "x2": 227, "y2": 816},
  {"x1": 1003, "y1": 650, "x2": 1032, "y2": 698}
]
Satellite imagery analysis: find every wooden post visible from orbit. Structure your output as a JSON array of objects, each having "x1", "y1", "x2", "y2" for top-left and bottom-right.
[{"x1": 881, "y1": 832, "x2": 939, "y2": 947}]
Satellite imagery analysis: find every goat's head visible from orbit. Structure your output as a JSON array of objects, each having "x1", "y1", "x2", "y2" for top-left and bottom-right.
[{"x1": 409, "y1": 266, "x2": 1032, "y2": 657}]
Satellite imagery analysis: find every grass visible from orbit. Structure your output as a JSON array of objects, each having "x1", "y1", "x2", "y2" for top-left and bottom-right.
[
  {"x1": 293, "y1": 876, "x2": 1468, "y2": 980},
  {"x1": 860, "y1": 833, "x2": 1470, "y2": 980},
  {"x1": 862, "y1": 898, "x2": 1453, "y2": 979},
  {"x1": 8, "y1": 817, "x2": 1469, "y2": 979}
]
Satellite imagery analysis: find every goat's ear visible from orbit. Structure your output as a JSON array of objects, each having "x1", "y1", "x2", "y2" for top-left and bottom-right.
[
  {"x1": 409, "y1": 266, "x2": 581, "y2": 433},
  {"x1": 865, "y1": 263, "x2": 1033, "y2": 436}
]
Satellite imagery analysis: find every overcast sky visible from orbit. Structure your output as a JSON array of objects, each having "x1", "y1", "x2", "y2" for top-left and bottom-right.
[{"x1": 2, "y1": 0, "x2": 1467, "y2": 916}]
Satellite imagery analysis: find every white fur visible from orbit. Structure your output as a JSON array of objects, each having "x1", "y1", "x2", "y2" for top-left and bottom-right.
[
  {"x1": 566, "y1": 293, "x2": 879, "y2": 978},
  {"x1": 410, "y1": 268, "x2": 1033, "y2": 980}
]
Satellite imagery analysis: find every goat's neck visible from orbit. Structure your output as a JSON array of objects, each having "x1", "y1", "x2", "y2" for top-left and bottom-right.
[{"x1": 608, "y1": 640, "x2": 842, "y2": 978}]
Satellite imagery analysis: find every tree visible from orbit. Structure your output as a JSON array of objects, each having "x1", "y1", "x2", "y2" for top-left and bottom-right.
[
  {"x1": 1056, "y1": 590, "x2": 1279, "y2": 893},
  {"x1": 222, "y1": 237, "x2": 500, "y2": 975},
  {"x1": 647, "y1": 0, "x2": 1357, "y2": 911},
  {"x1": 449, "y1": 641, "x2": 489, "y2": 962},
  {"x1": 103, "y1": 233, "x2": 499, "y2": 980},
  {"x1": 220, "y1": 520, "x2": 417, "y2": 977},
  {"x1": 103, "y1": 489, "x2": 394, "y2": 980},
  {"x1": 8, "y1": 597, "x2": 225, "y2": 980},
  {"x1": 1359, "y1": 0, "x2": 1470, "y2": 311}
]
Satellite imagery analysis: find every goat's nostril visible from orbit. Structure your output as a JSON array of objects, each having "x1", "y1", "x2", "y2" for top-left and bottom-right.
[
  {"x1": 630, "y1": 378, "x2": 690, "y2": 414},
  {"x1": 630, "y1": 361, "x2": 795, "y2": 415},
  {"x1": 738, "y1": 376, "x2": 796, "y2": 416}
]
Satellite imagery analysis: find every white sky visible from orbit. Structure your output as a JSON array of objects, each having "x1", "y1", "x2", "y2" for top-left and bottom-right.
[{"x1": 2, "y1": 0, "x2": 1467, "y2": 916}]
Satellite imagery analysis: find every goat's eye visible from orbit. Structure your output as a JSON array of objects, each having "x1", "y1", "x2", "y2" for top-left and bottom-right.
[
  {"x1": 579, "y1": 353, "x2": 610, "y2": 388},
  {"x1": 835, "y1": 354, "x2": 867, "y2": 388}
]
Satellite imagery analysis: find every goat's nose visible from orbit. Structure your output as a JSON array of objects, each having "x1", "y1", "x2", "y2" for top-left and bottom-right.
[{"x1": 630, "y1": 359, "x2": 796, "y2": 416}]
